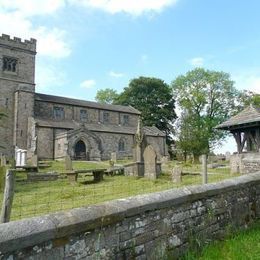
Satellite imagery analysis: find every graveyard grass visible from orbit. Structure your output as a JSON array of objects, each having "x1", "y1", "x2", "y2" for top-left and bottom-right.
[
  {"x1": 182, "y1": 220, "x2": 260, "y2": 260},
  {"x1": 0, "y1": 160, "x2": 239, "y2": 220}
]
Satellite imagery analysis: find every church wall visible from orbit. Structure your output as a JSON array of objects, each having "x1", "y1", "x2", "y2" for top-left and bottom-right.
[
  {"x1": 36, "y1": 127, "x2": 54, "y2": 159},
  {"x1": 34, "y1": 100, "x2": 139, "y2": 128},
  {"x1": 14, "y1": 90, "x2": 34, "y2": 150},
  {"x1": 0, "y1": 34, "x2": 36, "y2": 157},
  {"x1": 97, "y1": 132, "x2": 134, "y2": 160},
  {"x1": 73, "y1": 106, "x2": 99, "y2": 123},
  {"x1": 54, "y1": 133, "x2": 67, "y2": 159},
  {"x1": 0, "y1": 79, "x2": 17, "y2": 157},
  {"x1": 145, "y1": 136, "x2": 167, "y2": 160}
]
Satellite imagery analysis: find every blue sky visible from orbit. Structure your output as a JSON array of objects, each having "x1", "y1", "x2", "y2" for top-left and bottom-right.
[{"x1": 1, "y1": 0, "x2": 260, "y2": 153}]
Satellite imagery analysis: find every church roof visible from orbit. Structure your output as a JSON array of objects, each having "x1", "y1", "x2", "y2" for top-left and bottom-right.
[
  {"x1": 34, "y1": 118, "x2": 165, "y2": 137},
  {"x1": 35, "y1": 93, "x2": 141, "y2": 115},
  {"x1": 216, "y1": 105, "x2": 260, "y2": 130}
]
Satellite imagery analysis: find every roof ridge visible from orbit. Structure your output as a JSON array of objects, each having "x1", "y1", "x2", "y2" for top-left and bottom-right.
[{"x1": 35, "y1": 92, "x2": 141, "y2": 114}]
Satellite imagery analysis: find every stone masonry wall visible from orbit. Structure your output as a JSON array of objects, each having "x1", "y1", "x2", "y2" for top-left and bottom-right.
[
  {"x1": 230, "y1": 153, "x2": 260, "y2": 174},
  {"x1": 34, "y1": 100, "x2": 139, "y2": 127},
  {"x1": 0, "y1": 34, "x2": 36, "y2": 157},
  {"x1": 0, "y1": 173, "x2": 260, "y2": 259}
]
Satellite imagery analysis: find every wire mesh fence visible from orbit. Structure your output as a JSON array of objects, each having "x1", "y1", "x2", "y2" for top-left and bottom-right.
[{"x1": 0, "y1": 159, "x2": 239, "y2": 221}]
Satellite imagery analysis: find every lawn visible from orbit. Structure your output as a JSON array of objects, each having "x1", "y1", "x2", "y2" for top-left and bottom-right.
[
  {"x1": 0, "y1": 160, "x2": 239, "y2": 220},
  {"x1": 183, "y1": 220, "x2": 260, "y2": 260}
]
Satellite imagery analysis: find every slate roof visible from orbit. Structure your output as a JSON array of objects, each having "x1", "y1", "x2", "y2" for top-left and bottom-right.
[
  {"x1": 34, "y1": 118, "x2": 165, "y2": 137},
  {"x1": 216, "y1": 105, "x2": 260, "y2": 130},
  {"x1": 35, "y1": 93, "x2": 141, "y2": 115},
  {"x1": 143, "y1": 126, "x2": 165, "y2": 137}
]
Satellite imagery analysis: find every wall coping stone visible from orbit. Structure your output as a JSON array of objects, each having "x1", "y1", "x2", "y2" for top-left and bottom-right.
[{"x1": 0, "y1": 172, "x2": 260, "y2": 254}]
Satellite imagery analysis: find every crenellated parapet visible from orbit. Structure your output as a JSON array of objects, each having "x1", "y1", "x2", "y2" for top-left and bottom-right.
[{"x1": 0, "y1": 34, "x2": 36, "y2": 52}]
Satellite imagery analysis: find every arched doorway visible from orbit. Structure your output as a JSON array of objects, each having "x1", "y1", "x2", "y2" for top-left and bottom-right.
[{"x1": 74, "y1": 140, "x2": 88, "y2": 160}]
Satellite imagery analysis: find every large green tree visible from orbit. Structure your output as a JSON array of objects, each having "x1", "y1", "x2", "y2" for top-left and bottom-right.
[
  {"x1": 115, "y1": 76, "x2": 177, "y2": 145},
  {"x1": 172, "y1": 68, "x2": 240, "y2": 158},
  {"x1": 95, "y1": 88, "x2": 119, "y2": 104},
  {"x1": 238, "y1": 90, "x2": 260, "y2": 109}
]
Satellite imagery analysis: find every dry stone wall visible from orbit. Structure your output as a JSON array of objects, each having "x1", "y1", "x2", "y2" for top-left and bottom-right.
[{"x1": 0, "y1": 172, "x2": 260, "y2": 259}]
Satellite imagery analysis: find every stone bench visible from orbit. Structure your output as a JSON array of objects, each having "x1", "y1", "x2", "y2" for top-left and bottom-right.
[
  {"x1": 65, "y1": 169, "x2": 106, "y2": 184},
  {"x1": 27, "y1": 172, "x2": 59, "y2": 182}
]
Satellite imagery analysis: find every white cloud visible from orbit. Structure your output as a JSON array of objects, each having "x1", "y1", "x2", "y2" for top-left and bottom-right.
[
  {"x1": 233, "y1": 72, "x2": 260, "y2": 94},
  {"x1": 70, "y1": 0, "x2": 178, "y2": 15},
  {"x1": 0, "y1": 1, "x2": 70, "y2": 58},
  {"x1": 108, "y1": 70, "x2": 124, "y2": 78},
  {"x1": 35, "y1": 63, "x2": 67, "y2": 91},
  {"x1": 189, "y1": 57, "x2": 204, "y2": 67},
  {"x1": 0, "y1": 0, "x2": 65, "y2": 16},
  {"x1": 80, "y1": 79, "x2": 96, "y2": 89}
]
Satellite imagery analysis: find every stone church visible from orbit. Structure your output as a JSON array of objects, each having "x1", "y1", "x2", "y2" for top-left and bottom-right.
[{"x1": 0, "y1": 34, "x2": 167, "y2": 161}]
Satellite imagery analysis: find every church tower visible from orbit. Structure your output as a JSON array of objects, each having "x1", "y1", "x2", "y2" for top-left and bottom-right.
[{"x1": 0, "y1": 34, "x2": 36, "y2": 157}]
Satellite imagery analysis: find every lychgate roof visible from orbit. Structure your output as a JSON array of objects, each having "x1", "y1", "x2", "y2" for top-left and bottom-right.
[
  {"x1": 216, "y1": 105, "x2": 260, "y2": 130},
  {"x1": 35, "y1": 93, "x2": 141, "y2": 115}
]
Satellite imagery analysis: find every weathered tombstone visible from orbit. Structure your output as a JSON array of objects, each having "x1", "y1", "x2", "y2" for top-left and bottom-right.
[
  {"x1": 161, "y1": 156, "x2": 168, "y2": 164},
  {"x1": 171, "y1": 167, "x2": 182, "y2": 183},
  {"x1": 143, "y1": 145, "x2": 157, "y2": 180},
  {"x1": 111, "y1": 152, "x2": 117, "y2": 163},
  {"x1": 0, "y1": 155, "x2": 6, "y2": 167},
  {"x1": 161, "y1": 156, "x2": 169, "y2": 172},
  {"x1": 225, "y1": 152, "x2": 231, "y2": 161},
  {"x1": 65, "y1": 155, "x2": 73, "y2": 171},
  {"x1": 31, "y1": 154, "x2": 38, "y2": 168}
]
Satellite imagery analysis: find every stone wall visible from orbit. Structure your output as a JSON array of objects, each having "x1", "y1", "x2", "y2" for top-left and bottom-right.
[
  {"x1": 0, "y1": 34, "x2": 36, "y2": 157},
  {"x1": 34, "y1": 100, "x2": 139, "y2": 127},
  {"x1": 36, "y1": 127, "x2": 54, "y2": 159},
  {"x1": 1, "y1": 173, "x2": 260, "y2": 259},
  {"x1": 230, "y1": 152, "x2": 260, "y2": 174},
  {"x1": 146, "y1": 136, "x2": 167, "y2": 160}
]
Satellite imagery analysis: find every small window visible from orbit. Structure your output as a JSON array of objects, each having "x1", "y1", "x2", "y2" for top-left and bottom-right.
[
  {"x1": 118, "y1": 138, "x2": 125, "y2": 152},
  {"x1": 122, "y1": 115, "x2": 129, "y2": 126},
  {"x1": 80, "y1": 109, "x2": 88, "y2": 122},
  {"x1": 3, "y1": 56, "x2": 17, "y2": 72},
  {"x1": 103, "y1": 112, "x2": 109, "y2": 123},
  {"x1": 53, "y1": 107, "x2": 64, "y2": 120}
]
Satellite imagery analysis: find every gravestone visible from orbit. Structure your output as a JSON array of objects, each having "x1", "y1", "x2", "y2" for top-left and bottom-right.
[
  {"x1": 31, "y1": 155, "x2": 38, "y2": 168},
  {"x1": 65, "y1": 155, "x2": 73, "y2": 171},
  {"x1": 172, "y1": 167, "x2": 182, "y2": 183},
  {"x1": 0, "y1": 155, "x2": 6, "y2": 167},
  {"x1": 15, "y1": 148, "x2": 27, "y2": 167},
  {"x1": 143, "y1": 145, "x2": 157, "y2": 180},
  {"x1": 111, "y1": 152, "x2": 117, "y2": 163},
  {"x1": 225, "y1": 152, "x2": 231, "y2": 161},
  {"x1": 161, "y1": 156, "x2": 169, "y2": 172}
]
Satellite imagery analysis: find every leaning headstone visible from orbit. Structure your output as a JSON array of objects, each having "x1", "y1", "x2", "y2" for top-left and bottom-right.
[
  {"x1": 65, "y1": 155, "x2": 73, "y2": 171},
  {"x1": 171, "y1": 167, "x2": 182, "y2": 183},
  {"x1": 111, "y1": 152, "x2": 117, "y2": 163},
  {"x1": 143, "y1": 145, "x2": 157, "y2": 180}
]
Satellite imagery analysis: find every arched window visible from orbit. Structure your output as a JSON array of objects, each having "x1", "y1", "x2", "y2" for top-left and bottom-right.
[{"x1": 118, "y1": 138, "x2": 125, "y2": 152}]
